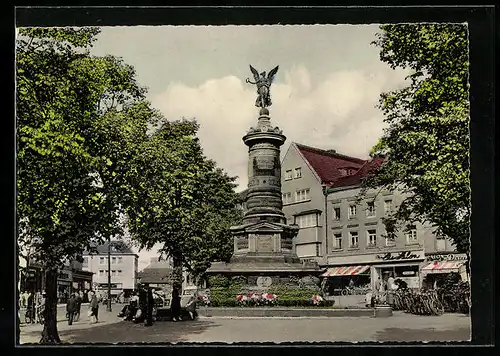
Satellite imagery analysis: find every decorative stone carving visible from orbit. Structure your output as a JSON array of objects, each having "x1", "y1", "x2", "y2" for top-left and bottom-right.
[
  {"x1": 256, "y1": 236, "x2": 273, "y2": 252},
  {"x1": 256, "y1": 276, "x2": 273, "y2": 288},
  {"x1": 231, "y1": 275, "x2": 248, "y2": 285},
  {"x1": 236, "y1": 238, "x2": 249, "y2": 250}
]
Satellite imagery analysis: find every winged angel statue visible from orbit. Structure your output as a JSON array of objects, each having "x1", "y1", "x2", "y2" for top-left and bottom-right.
[{"x1": 246, "y1": 65, "x2": 279, "y2": 108}]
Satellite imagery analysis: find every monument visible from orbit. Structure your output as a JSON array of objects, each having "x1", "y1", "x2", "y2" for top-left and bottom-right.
[{"x1": 206, "y1": 65, "x2": 322, "y2": 291}]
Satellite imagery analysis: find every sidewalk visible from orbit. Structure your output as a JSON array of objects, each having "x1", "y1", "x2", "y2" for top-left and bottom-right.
[{"x1": 19, "y1": 304, "x2": 126, "y2": 344}]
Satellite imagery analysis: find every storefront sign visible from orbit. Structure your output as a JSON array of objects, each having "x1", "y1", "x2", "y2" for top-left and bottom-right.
[
  {"x1": 376, "y1": 251, "x2": 421, "y2": 261},
  {"x1": 426, "y1": 253, "x2": 467, "y2": 262}
]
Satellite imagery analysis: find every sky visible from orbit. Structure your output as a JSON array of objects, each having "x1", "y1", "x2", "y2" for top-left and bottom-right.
[{"x1": 89, "y1": 25, "x2": 410, "y2": 270}]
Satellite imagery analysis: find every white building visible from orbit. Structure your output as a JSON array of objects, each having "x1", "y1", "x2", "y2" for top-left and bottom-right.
[{"x1": 82, "y1": 240, "x2": 139, "y2": 298}]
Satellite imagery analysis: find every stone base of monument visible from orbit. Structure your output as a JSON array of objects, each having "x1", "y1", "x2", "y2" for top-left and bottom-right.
[
  {"x1": 198, "y1": 307, "x2": 376, "y2": 318},
  {"x1": 373, "y1": 305, "x2": 393, "y2": 318}
]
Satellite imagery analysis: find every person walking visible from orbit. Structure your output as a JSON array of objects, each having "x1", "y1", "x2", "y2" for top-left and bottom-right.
[
  {"x1": 66, "y1": 293, "x2": 77, "y2": 325},
  {"x1": 89, "y1": 291, "x2": 99, "y2": 324},
  {"x1": 170, "y1": 287, "x2": 181, "y2": 322},
  {"x1": 74, "y1": 291, "x2": 82, "y2": 322}
]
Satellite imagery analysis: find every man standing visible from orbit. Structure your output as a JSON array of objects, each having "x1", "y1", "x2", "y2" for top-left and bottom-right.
[
  {"x1": 74, "y1": 291, "x2": 82, "y2": 322},
  {"x1": 145, "y1": 286, "x2": 154, "y2": 327},
  {"x1": 66, "y1": 293, "x2": 77, "y2": 325}
]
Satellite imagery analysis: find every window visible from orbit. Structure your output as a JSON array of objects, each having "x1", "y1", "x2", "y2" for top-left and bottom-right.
[
  {"x1": 405, "y1": 225, "x2": 418, "y2": 244},
  {"x1": 99, "y1": 257, "x2": 105, "y2": 265},
  {"x1": 348, "y1": 204, "x2": 357, "y2": 219},
  {"x1": 366, "y1": 201, "x2": 376, "y2": 217},
  {"x1": 98, "y1": 270, "x2": 104, "y2": 276},
  {"x1": 111, "y1": 270, "x2": 117, "y2": 276},
  {"x1": 294, "y1": 167, "x2": 302, "y2": 179},
  {"x1": 384, "y1": 199, "x2": 393, "y2": 214},
  {"x1": 117, "y1": 270, "x2": 123, "y2": 274},
  {"x1": 385, "y1": 237, "x2": 396, "y2": 247},
  {"x1": 117, "y1": 257, "x2": 123, "y2": 264},
  {"x1": 333, "y1": 233, "x2": 342, "y2": 249},
  {"x1": 285, "y1": 170, "x2": 293, "y2": 180},
  {"x1": 367, "y1": 229, "x2": 377, "y2": 246},
  {"x1": 349, "y1": 231, "x2": 359, "y2": 248},
  {"x1": 436, "y1": 237, "x2": 446, "y2": 251},
  {"x1": 295, "y1": 213, "x2": 317, "y2": 228},
  {"x1": 295, "y1": 189, "x2": 310, "y2": 202},
  {"x1": 112, "y1": 257, "x2": 117, "y2": 264},
  {"x1": 282, "y1": 192, "x2": 292, "y2": 205},
  {"x1": 332, "y1": 207, "x2": 341, "y2": 221},
  {"x1": 315, "y1": 244, "x2": 320, "y2": 256}
]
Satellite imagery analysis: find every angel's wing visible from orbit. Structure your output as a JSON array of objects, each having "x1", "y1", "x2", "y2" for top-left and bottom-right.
[
  {"x1": 267, "y1": 65, "x2": 279, "y2": 83},
  {"x1": 249, "y1": 65, "x2": 260, "y2": 82}
]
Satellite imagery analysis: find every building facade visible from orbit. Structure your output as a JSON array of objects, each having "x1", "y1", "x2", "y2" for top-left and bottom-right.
[
  {"x1": 82, "y1": 241, "x2": 139, "y2": 298},
  {"x1": 279, "y1": 142, "x2": 465, "y2": 291}
]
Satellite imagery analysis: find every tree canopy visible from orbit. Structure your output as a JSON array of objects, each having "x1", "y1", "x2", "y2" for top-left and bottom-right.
[{"x1": 362, "y1": 24, "x2": 470, "y2": 255}]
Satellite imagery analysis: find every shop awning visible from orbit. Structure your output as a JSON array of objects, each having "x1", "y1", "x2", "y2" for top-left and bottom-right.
[
  {"x1": 421, "y1": 261, "x2": 464, "y2": 274},
  {"x1": 321, "y1": 265, "x2": 370, "y2": 277}
]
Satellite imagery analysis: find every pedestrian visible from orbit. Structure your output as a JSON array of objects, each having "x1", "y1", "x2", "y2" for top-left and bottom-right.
[
  {"x1": 74, "y1": 290, "x2": 82, "y2": 322},
  {"x1": 170, "y1": 287, "x2": 181, "y2": 322},
  {"x1": 27, "y1": 291, "x2": 35, "y2": 324},
  {"x1": 89, "y1": 291, "x2": 99, "y2": 323},
  {"x1": 66, "y1": 293, "x2": 77, "y2": 325},
  {"x1": 145, "y1": 286, "x2": 154, "y2": 327}
]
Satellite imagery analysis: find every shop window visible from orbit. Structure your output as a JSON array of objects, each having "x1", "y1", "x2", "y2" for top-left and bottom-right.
[
  {"x1": 349, "y1": 231, "x2": 359, "y2": 248},
  {"x1": 333, "y1": 207, "x2": 341, "y2": 221},
  {"x1": 295, "y1": 189, "x2": 310, "y2": 202},
  {"x1": 295, "y1": 213, "x2": 317, "y2": 228},
  {"x1": 348, "y1": 205, "x2": 357, "y2": 219},
  {"x1": 367, "y1": 229, "x2": 377, "y2": 247},
  {"x1": 405, "y1": 225, "x2": 418, "y2": 244},
  {"x1": 333, "y1": 233, "x2": 342, "y2": 249},
  {"x1": 294, "y1": 167, "x2": 302, "y2": 179},
  {"x1": 282, "y1": 192, "x2": 292, "y2": 205},
  {"x1": 285, "y1": 170, "x2": 293, "y2": 180},
  {"x1": 384, "y1": 199, "x2": 393, "y2": 214},
  {"x1": 366, "y1": 201, "x2": 376, "y2": 217}
]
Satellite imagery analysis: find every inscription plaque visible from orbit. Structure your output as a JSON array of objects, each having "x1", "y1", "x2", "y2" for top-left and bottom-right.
[{"x1": 256, "y1": 236, "x2": 273, "y2": 252}]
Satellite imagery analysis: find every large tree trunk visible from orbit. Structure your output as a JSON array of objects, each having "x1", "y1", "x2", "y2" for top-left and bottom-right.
[{"x1": 40, "y1": 269, "x2": 61, "y2": 344}]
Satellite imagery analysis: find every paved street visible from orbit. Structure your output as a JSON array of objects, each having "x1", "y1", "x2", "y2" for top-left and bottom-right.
[{"x1": 19, "y1": 311, "x2": 471, "y2": 344}]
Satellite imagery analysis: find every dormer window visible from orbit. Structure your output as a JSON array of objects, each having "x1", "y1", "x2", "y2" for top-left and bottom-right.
[{"x1": 339, "y1": 167, "x2": 356, "y2": 176}]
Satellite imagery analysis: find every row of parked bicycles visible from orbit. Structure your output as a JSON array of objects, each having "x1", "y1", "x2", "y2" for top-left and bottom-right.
[{"x1": 392, "y1": 282, "x2": 470, "y2": 316}]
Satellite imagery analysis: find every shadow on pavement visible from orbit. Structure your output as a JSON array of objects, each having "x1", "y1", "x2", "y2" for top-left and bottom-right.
[
  {"x1": 55, "y1": 319, "x2": 220, "y2": 344},
  {"x1": 375, "y1": 327, "x2": 471, "y2": 342}
]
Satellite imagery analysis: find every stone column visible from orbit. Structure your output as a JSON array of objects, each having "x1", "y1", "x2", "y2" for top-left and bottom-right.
[{"x1": 242, "y1": 108, "x2": 286, "y2": 225}]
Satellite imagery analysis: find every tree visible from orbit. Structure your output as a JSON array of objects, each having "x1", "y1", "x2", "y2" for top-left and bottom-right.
[
  {"x1": 361, "y1": 24, "x2": 470, "y2": 267},
  {"x1": 125, "y1": 119, "x2": 242, "y2": 286},
  {"x1": 16, "y1": 28, "x2": 157, "y2": 343}
]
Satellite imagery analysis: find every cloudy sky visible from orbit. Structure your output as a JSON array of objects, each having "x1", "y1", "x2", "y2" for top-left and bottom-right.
[{"x1": 90, "y1": 25, "x2": 409, "y2": 270}]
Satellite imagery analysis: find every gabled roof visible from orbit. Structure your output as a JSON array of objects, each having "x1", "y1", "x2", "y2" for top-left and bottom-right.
[
  {"x1": 327, "y1": 156, "x2": 385, "y2": 190},
  {"x1": 294, "y1": 143, "x2": 367, "y2": 184}
]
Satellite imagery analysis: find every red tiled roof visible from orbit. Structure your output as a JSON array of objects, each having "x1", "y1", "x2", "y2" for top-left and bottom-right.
[
  {"x1": 328, "y1": 156, "x2": 385, "y2": 189},
  {"x1": 294, "y1": 143, "x2": 367, "y2": 183}
]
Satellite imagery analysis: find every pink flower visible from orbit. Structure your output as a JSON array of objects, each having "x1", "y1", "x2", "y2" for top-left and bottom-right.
[{"x1": 236, "y1": 295, "x2": 248, "y2": 302}]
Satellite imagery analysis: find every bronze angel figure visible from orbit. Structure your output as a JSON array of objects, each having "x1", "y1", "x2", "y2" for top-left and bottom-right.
[{"x1": 246, "y1": 65, "x2": 279, "y2": 108}]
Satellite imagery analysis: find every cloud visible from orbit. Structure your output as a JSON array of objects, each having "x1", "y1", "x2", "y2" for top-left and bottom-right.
[{"x1": 151, "y1": 64, "x2": 408, "y2": 192}]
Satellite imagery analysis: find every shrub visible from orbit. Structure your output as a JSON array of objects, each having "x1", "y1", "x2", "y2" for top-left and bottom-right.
[{"x1": 208, "y1": 275, "x2": 230, "y2": 288}]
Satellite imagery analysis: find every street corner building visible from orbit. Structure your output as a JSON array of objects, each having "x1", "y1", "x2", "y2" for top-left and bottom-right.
[{"x1": 238, "y1": 142, "x2": 469, "y2": 294}]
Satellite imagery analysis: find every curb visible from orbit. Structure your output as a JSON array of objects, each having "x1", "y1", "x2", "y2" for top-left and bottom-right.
[{"x1": 197, "y1": 307, "x2": 386, "y2": 318}]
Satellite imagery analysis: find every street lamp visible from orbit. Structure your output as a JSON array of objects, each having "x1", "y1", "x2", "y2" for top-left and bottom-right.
[{"x1": 322, "y1": 184, "x2": 329, "y2": 259}]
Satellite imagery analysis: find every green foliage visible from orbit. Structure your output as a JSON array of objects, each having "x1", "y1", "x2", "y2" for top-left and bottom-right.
[
  {"x1": 362, "y1": 24, "x2": 470, "y2": 256},
  {"x1": 208, "y1": 275, "x2": 231, "y2": 288}
]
